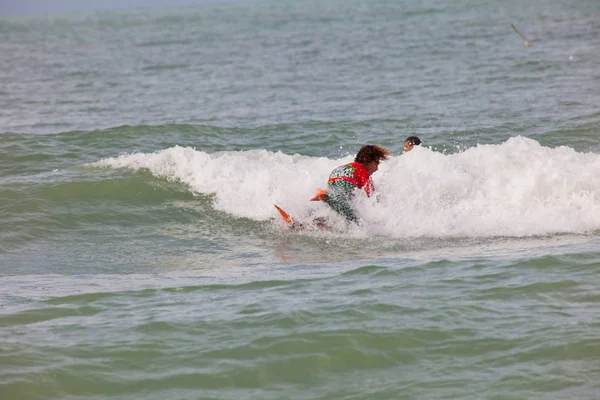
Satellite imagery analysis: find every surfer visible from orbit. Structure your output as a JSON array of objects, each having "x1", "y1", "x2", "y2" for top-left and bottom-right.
[
  {"x1": 404, "y1": 136, "x2": 421, "y2": 152},
  {"x1": 323, "y1": 144, "x2": 390, "y2": 224}
]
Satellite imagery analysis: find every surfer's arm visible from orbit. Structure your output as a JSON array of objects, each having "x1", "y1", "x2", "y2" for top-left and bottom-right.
[{"x1": 362, "y1": 177, "x2": 374, "y2": 197}]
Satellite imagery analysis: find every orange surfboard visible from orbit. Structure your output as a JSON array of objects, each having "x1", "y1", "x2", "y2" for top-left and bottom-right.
[
  {"x1": 274, "y1": 204, "x2": 295, "y2": 225},
  {"x1": 274, "y1": 189, "x2": 329, "y2": 229}
]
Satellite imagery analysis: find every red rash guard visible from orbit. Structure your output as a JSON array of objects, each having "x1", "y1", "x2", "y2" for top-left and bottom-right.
[{"x1": 327, "y1": 162, "x2": 374, "y2": 196}]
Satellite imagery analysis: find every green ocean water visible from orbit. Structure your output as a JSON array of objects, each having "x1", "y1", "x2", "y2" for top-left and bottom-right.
[{"x1": 2, "y1": 0, "x2": 600, "y2": 399}]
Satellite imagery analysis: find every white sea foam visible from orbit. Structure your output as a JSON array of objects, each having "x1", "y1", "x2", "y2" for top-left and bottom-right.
[{"x1": 95, "y1": 136, "x2": 600, "y2": 238}]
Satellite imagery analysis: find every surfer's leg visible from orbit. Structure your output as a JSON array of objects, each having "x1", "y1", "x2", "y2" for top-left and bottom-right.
[
  {"x1": 324, "y1": 196, "x2": 360, "y2": 225},
  {"x1": 324, "y1": 181, "x2": 362, "y2": 225}
]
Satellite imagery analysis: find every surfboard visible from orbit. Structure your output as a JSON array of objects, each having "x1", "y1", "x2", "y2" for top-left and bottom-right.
[
  {"x1": 274, "y1": 188, "x2": 331, "y2": 229},
  {"x1": 274, "y1": 204, "x2": 295, "y2": 226},
  {"x1": 273, "y1": 203, "x2": 330, "y2": 230}
]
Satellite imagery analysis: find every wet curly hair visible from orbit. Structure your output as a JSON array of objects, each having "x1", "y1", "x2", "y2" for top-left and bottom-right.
[{"x1": 354, "y1": 144, "x2": 390, "y2": 164}]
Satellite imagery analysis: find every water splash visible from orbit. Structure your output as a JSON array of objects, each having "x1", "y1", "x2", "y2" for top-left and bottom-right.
[{"x1": 95, "y1": 136, "x2": 600, "y2": 238}]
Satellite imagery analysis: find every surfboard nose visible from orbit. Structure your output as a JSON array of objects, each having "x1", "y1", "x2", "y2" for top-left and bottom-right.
[{"x1": 274, "y1": 204, "x2": 294, "y2": 225}]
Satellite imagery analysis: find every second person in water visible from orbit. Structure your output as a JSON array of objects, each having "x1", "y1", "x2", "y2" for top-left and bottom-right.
[{"x1": 404, "y1": 136, "x2": 421, "y2": 152}]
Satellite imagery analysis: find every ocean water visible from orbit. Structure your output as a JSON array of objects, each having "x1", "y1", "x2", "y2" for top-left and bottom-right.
[{"x1": 2, "y1": 0, "x2": 600, "y2": 399}]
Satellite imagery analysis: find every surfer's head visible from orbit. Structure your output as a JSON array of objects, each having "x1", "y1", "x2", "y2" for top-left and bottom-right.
[
  {"x1": 355, "y1": 144, "x2": 390, "y2": 174},
  {"x1": 404, "y1": 136, "x2": 421, "y2": 152}
]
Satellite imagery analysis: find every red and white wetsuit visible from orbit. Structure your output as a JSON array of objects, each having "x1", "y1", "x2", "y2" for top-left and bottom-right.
[{"x1": 325, "y1": 162, "x2": 373, "y2": 223}]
